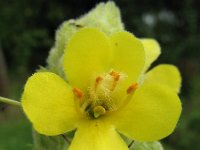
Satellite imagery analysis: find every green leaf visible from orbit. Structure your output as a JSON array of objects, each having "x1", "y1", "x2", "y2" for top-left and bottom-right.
[
  {"x1": 32, "y1": 130, "x2": 68, "y2": 150},
  {"x1": 120, "y1": 133, "x2": 163, "y2": 150},
  {"x1": 76, "y1": 1, "x2": 124, "y2": 35},
  {"x1": 130, "y1": 141, "x2": 164, "y2": 150}
]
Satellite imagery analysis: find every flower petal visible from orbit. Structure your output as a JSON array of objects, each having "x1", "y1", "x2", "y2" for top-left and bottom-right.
[
  {"x1": 111, "y1": 83, "x2": 182, "y2": 141},
  {"x1": 64, "y1": 28, "x2": 112, "y2": 90},
  {"x1": 110, "y1": 31, "x2": 145, "y2": 83},
  {"x1": 141, "y1": 38, "x2": 161, "y2": 71},
  {"x1": 110, "y1": 32, "x2": 145, "y2": 103},
  {"x1": 22, "y1": 72, "x2": 78, "y2": 136},
  {"x1": 144, "y1": 64, "x2": 182, "y2": 93},
  {"x1": 69, "y1": 120, "x2": 128, "y2": 150}
]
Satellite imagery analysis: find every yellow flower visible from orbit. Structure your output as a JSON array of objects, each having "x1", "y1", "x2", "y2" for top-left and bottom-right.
[{"x1": 22, "y1": 28, "x2": 182, "y2": 150}]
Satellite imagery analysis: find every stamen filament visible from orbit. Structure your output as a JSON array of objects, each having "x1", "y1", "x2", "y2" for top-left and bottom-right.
[
  {"x1": 73, "y1": 88, "x2": 85, "y2": 116},
  {"x1": 110, "y1": 71, "x2": 120, "y2": 91},
  {"x1": 115, "y1": 83, "x2": 139, "y2": 110}
]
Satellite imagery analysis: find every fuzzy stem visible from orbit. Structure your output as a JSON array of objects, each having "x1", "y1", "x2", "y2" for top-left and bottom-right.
[{"x1": 0, "y1": 96, "x2": 21, "y2": 107}]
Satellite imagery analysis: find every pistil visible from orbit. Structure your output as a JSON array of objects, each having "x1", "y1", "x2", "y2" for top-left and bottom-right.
[{"x1": 93, "y1": 105, "x2": 106, "y2": 118}]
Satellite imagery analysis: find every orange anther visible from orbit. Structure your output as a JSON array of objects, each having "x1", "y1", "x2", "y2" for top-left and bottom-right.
[
  {"x1": 95, "y1": 76, "x2": 103, "y2": 90},
  {"x1": 110, "y1": 71, "x2": 120, "y2": 81},
  {"x1": 96, "y1": 76, "x2": 103, "y2": 83},
  {"x1": 127, "y1": 83, "x2": 138, "y2": 94},
  {"x1": 73, "y1": 88, "x2": 83, "y2": 99}
]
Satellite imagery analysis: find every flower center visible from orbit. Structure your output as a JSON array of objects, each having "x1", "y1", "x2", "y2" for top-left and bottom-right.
[{"x1": 73, "y1": 70, "x2": 138, "y2": 119}]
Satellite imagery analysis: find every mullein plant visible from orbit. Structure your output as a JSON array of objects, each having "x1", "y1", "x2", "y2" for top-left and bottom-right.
[{"x1": 0, "y1": 2, "x2": 182, "y2": 150}]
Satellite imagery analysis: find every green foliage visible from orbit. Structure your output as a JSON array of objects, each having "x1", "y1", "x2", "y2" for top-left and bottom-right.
[
  {"x1": 0, "y1": 0, "x2": 53, "y2": 74},
  {"x1": 76, "y1": 2, "x2": 124, "y2": 34},
  {"x1": 131, "y1": 141, "x2": 163, "y2": 150},
  {"x1": 0, "y1": 118, "x2": 32, "y2": 150},
  {"x1": 32, "y1": 131, "x2": 67, "y2": 150},
  {"x1": 121, "y1": 134, "x2": 164, "y2": 150}
]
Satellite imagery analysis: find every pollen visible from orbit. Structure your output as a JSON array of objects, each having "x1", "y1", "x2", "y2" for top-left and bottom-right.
[
  {"x1": 127, "y1": 83, "x2": 138, "y2": 94},
  {"x1": 73, "y1": 88, "x2": 84, "y2": 99}
]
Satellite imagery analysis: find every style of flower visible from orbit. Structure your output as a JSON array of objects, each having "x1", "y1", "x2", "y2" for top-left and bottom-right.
[{"x1": 22, "y1": 28, "x2": 182, "y2": 150}]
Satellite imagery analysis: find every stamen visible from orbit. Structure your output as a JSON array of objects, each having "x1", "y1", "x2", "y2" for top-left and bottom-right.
[
  {"x1": 110, "y1": 71, "x2": 120, "y2": 91},
  {"x1": 95, "y1": 76, "x2": 103, "y2": 90},
  {"x1": 96, "y1": 76, "x2": 103, "y2": 83},
  {"x1": 110, "y1": 71, "x2": 120, "y2": 81},
  {"x1": 93, "y1": 105, "x2": 106, "y2": 118},
  {"x1": 73, "y1": 88, "x2": 84, "y2": 99},
  {"x1": 73, "y1": 88, "x2": 85, "y2": 116},
  {"x1": 127, "y1": 83, "x2": 138, "y2": 94}
]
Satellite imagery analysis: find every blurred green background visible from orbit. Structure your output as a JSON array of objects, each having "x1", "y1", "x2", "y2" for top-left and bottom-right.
[{"x1": 0, "y1": 0, "x2": 199, "y2": 150}]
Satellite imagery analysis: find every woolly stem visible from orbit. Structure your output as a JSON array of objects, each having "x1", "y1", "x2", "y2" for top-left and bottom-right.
[{"x1": 0, "y1": 96, "x2": 21, "y2": 107}]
